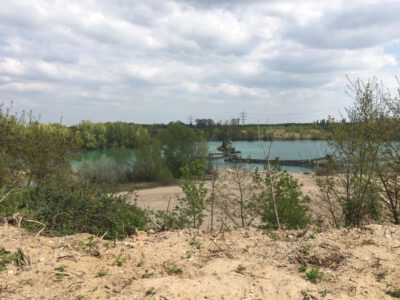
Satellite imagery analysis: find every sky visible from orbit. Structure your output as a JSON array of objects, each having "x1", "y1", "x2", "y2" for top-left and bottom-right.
[{"x1": 0, "y1": 0, "x2": 399, "y2": 125}]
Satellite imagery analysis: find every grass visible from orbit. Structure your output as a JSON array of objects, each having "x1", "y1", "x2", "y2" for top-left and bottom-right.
[
  {"x1": 305, "y1": 267, "x2": 323, "y2": 283},
  {"x1": 114, "y1": 255, "x2": 128, "y2": 267},
  {"x1": 96, "y1": 269, "x2": 108, "y2": 277},
  {"x1": 362, "y1": 239, "x2": 376, "y2": 246},
  {"x1": 166, "y1": 262, "x2": 182, "y2": 275},
  {"x1": 103, "y1": 241, "x2": 115, "y2": 249},
  {"x1": 189, "y1": 238, "x2": 202, "y2": 249},
  {"x1": 386, "y1": 288, "x2": 400, "y2": 298},
  {"x1": 301, "y1": 243, "x2": 311, "y2": 254},
  {"x1": 0, "y1": 248, "x2": 18, "y2": 272},
  {"x1": 142, "y1": 269, "x2": 154, "y2": 278},
  {"x1": 298, "y1": 264, "x2": 307, "y2": 273},
  {"x1": 235, "y1": 264, "x2": 246, "y2": 274},
  {"x1": 54, "y1": 265, "x2": 69, "y2": 281}
]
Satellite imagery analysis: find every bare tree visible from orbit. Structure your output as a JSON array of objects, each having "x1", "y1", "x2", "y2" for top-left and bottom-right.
[
  {"x1": 257, "y1": 124, "x2": 281, "y2": 229},
  {"x1": 219, "y1": 162, "x2": 258, "y2": 228}
]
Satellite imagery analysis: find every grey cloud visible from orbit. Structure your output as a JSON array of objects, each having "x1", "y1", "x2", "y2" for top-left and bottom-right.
[
  {"x1": 0, "y1": 0, "x2": 399, "y2": 124},
  {"x1": 285, "y1": 2, "x2": 400, "y2": 49}
]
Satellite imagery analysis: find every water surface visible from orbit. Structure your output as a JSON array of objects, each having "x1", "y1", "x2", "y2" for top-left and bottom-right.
[{"x1": 74, "y1": 140, "x2": 328, "y2": 173}]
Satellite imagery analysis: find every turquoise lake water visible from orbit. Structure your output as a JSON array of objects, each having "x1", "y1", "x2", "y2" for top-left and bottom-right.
[
  {"x1": 74, "y1": 140, "x2": 328, "y2": 173},
  {"x1": 208, "y1": 140, "x2": 327, "y2": 172}
]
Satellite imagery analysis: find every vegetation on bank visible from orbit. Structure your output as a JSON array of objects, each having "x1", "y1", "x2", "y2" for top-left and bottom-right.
[{"x1": 72, "y1": 120, "x2": 330, "y2": 152}]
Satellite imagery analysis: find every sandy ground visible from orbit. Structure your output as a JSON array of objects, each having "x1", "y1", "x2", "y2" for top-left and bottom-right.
[
  {"x1": 1, "y1": 224, "x2": 399, "y2": 299},
  {"x1": 135, "y1": 173, "x2": 319, "y2": 210}
]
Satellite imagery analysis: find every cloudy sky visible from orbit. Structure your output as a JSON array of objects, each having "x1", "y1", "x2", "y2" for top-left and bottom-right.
[{"x1": 0, "y1": 0, "x2": 399, "y2": 124}]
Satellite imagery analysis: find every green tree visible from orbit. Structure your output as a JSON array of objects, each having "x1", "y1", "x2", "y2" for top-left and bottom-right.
[
  {"x1": 0, "y1": 106, "x2": 80, "y2": 187},
  {"x1": 317, "y1": 78, "x2": 384, "y2": 227},
  {"x1": 160, "y1": 122, "x2": 207, "y2": 178},
  {"x1": 134, "y1": 127, "x2": 173, "y2": 183},
  {"x1": 23, "y1": 122, "x2": 81, "y2": 185}
]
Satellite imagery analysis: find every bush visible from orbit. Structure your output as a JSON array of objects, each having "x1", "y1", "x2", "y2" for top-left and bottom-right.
[
  {"x1": 152, "y1": 160, "x2": 207, "y2": 230},
  {"x1": 253, "y1": 165, "x2": 311, "y2": 229},
  {"x1": 174, "y1": 162, "x2": 207, "y2": 228},
  {"x1": 0, "y1": 184, "x2": 147, "y2": 240}
]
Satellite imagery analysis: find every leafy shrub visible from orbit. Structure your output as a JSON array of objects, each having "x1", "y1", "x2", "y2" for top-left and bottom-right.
[
  {"x1": 305, "y1": 267, "x2": 324, "y2": 283},
  {"x1": 152, "y1": 209, "x2": 188, "y2": 231},
  {"x1": 152, "y1": 161, "x2": 207, "y2": 230},
  {"x1": 0, "y1": 184, "x2": 147, "y2": 240},
  {"x1": 253, "y1": 165, "x2": 311, "y2": 229},
  {"x1": 173, "y1": 162, "x2": 207, "y2": 228}
]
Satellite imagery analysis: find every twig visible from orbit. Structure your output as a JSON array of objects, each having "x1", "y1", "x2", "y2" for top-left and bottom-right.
[
  {"x1": 57, "y1": 255, "x2": 78, "y2": 263},
  {"x1": 0, "y1": 187, "x2": 16, "y2": 204},
  {"x1": 25, "y1": 219, "x2": 46, "y2": 237}
]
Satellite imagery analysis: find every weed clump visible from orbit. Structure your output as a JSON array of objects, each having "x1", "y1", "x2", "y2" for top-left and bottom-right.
[
  {"x1": 0, "y1": 248, "x2": 18, "y2": 272},
  {"x1": 305, "y1": 267, "x2": 324, "y2": 283},
  {"x1": 166, "y1": 262, "x2": 182, "y2": 275},
  {"x1": 386, "y1": 288, "x2": 400, "y2": 298}
]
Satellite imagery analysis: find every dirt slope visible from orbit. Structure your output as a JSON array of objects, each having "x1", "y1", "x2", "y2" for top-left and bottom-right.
[{"x1": 1, "y1": 224, "x2": 400, "y2": 300}]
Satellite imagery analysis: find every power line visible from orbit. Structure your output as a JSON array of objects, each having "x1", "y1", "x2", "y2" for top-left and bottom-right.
[
  {"x1": 187, "y1": 114, "x2": 194, "y2": 125},
  {"x1": 239, "y1": 110, "x2": 247, "y2": 125}
]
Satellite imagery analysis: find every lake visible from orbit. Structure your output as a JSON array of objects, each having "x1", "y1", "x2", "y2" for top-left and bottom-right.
[
  {"x1": 74, "y1": 140, "x2": 328, "y2": 173},
  {"x1": 208, "y1": 140, "x2": 327, "y2": 172}
]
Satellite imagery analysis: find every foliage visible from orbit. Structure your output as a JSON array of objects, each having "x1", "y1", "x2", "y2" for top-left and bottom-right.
[
  {"x1": 166, "y1": 262, "x2": 183, "y2": 275},
  {"x1": 0, "y1": 184, "x2": 147, "y2": 240},
  {"x1": 386, "y1": 288, "x2": 400, "y2": 298},
  {"x1": 152, "y1": 209, "x2": 188, "y2": 230},
  {"x1": 72, "y1": 120, "x2": 139, "y2": 150},
  {"x1": 317, "y1": 78, "x2": 386, "y2": 227},
  {"x1": 253, "y1": 164, "x2": 310, "y2": 229},
  {"x1": 174, "y1": 161, "x2": 208, "y2": 228},
  {"x1": 152, "y1": 160, "x2": 207, "y2": 230},
  {"x1": 133, "y1": 127, "x2": 173, "y2": 183},
  {"x1": 160, "y1": 122, "x2": 208, "y2": 178},
  {"x1": 377, "y1": 85, "x2": 400, "y2": 224},
  {"x1": 0, "y1": 248, "x2": 19, "y2": 272},
  {"x1": 305, "y1": 267, "x2": 324, "y2": 283},
  {"x1": 0, "y1": 104, "x2": 81, "y2": 187}
]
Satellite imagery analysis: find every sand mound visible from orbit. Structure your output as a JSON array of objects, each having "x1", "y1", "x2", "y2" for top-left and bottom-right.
[{"x1": 0, "y1": 224, "x2": 399, "y2": 299}]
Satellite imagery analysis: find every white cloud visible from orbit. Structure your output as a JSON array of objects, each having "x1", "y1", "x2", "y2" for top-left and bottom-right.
[{"x1": 0, "y1": 0, "x2": 399, "y2": 124}]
